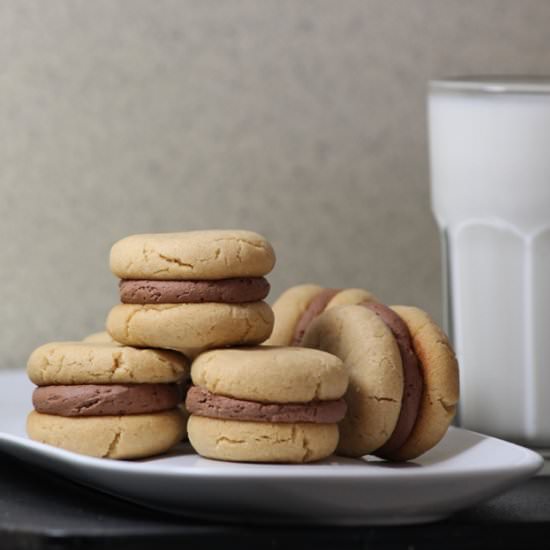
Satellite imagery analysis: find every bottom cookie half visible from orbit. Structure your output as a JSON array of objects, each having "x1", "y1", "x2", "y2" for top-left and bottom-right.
[
  {"x1": 187, "y1": 415, "x2": 338, "y2": 463},
  {"x1": 27, "y1": 409, "x2": 186, "y2": 459}
]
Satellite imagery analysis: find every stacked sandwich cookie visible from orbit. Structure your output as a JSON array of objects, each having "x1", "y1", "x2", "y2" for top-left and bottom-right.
[
  {"x1": 266, "y1": 284, "x2": 377, "y2": 346},
  {"x1": 301, "y1": 303, "x2": 459, "y2": 461},
  {"x1": 186, "y1": 347, "x2": 349, "y2": 463},
  {"x1": 24, "y1": 231, "x2": 460, "y2": 465},
  {"x1": 107, "y1": 230, "x2": 275, "y2": 357},
  {"x1": 26, "y1": 342, "x2": 188, "y2": 459}
]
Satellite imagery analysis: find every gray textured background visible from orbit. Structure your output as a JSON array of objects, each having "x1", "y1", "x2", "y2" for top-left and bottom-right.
[{"x1": 2, "y1": 0, "x2": 550, "y2": 369}]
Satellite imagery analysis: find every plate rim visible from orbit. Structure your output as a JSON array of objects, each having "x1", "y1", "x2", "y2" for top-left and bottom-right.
[
  {"x1": 0, "y1": 369, "x2": 545, "y2": 525},
  {"x1": 0, "y1": 427, "x2": 543, "y2": 481}
]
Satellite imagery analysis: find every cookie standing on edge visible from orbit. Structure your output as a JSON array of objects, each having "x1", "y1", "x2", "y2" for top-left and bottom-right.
[
  {"x1": 26, "y1": 342, "x2": 189, "y2": 459},
  {"x1": 302, "y1": 304, "x2": 459, "y2": 461},
  {"x1": 186, "y1": 347, "x2": 349, "y2": 463},
  {"x1": 265, "y1": 284, "x2": 377, "y2": 346},
  {"x1": 107, "y1": 230, "x2": 276, "y2": 355},
  {"x1": 384, "y1": 305, "x2": 460, "y2": 461}
]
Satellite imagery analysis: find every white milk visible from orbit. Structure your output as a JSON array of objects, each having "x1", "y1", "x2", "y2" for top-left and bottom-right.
[{"x1": 428, "y1": 78, "x2": 550, "y2": 446}]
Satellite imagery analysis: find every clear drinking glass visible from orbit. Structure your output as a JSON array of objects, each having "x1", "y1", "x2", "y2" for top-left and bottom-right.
[{"x1": 428, "y1": 76, "x2": 550, "y2": 447}]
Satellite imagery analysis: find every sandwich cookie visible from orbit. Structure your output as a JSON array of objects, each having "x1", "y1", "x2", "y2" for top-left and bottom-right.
[
  {"x1": 27, "y1": 342, "x2": 189, "y2": 459},
  {"x1": 266, "y1": 284, "x2": 377, "y2": 346},
  {"x1": 186, "y1": 347, "x2": 349, "y2": 463},
  {"x1": 302, "y1": 304, "x2": 459, "y2": 461},
  {"x1": 107, "y1": 230, "x2": 275, "y2": 355}
]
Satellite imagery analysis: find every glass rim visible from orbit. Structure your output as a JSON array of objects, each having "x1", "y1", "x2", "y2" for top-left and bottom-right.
[{"x1": 429, "y1": 75, "x2": 550, "y2": 95}]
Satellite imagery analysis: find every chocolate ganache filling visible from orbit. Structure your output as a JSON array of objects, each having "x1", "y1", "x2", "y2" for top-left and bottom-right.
[
  {"x1": 292, "y1": 288, "x2": 340, "y2": 345},
  {"x1": 119, "y1": 277, "x2": 270, "y2": 304},
  {"x1": 362, "y1": 301, "x2": 423, "y2": 457},
  {"x1": 33, "y1": 384, "x2": 183, "y2": 417},
  {"x1": 186, "y1": 386, "x2": 347, "y2": 424}
]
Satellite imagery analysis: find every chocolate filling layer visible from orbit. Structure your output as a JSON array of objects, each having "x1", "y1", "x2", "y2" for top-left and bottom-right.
[
  {"x1": 119, "y1": 277, "x2": 270, "y2": 304},
  {"x1": 186, "y1": 386, "x2": 347, "y2": 424},
  {"x1": 33, "y1": 384, "x2": 183, "y2": 417},
  {"x1": 292, "y1": 288, "x2": 340, "y2": 345},
  {"x1": 363, "y1": 302, "x2": 423, "y2": 457}
]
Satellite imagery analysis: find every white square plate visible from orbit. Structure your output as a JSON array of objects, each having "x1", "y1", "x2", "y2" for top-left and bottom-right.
[{"x1": 0, "y1": 369, "x2": 543, "y2": 525}]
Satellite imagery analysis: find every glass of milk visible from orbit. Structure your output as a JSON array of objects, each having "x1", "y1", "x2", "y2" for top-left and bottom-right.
[{"x1": 428, "y1": 76, "x2": 550, "y2": 447}]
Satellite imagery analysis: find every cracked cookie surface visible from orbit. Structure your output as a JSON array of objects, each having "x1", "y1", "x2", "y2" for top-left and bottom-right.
[
  {"x1": 110, "y1": 230, "x2": 275, "y2": 280},
  {"x1": 27, "y1": 409, "x2": 186, "y2": 459},
  {"x1": 27, "y1": 342, "x2": 189, "y2": 385},
  {"x1": 191, "y1": 346, "x2": 348, "y2": 403},
  {"x1": 106, "y1": 302, "x2": 274, "y2": 354},
  {"x1": 187, "y1": 416, "x2": 338, "y2": 463}
]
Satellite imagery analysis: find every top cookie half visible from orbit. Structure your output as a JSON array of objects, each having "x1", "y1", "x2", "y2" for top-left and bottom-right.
[{"x1": 110, "y1": 230, "x2": 276, "y2": 280}]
